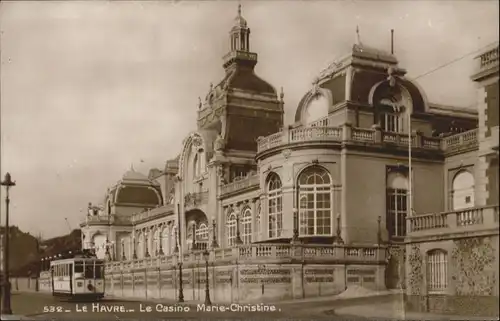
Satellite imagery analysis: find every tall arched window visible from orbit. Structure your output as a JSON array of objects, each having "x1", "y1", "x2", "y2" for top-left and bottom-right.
[
  {"x1": 161, "y1": 227, "x2": 169, "y2": 255},
  {"x1": 153, "y1": 229, "x2": 160, "y2": 256},
  {"x1": 137, "y1": 232, "x2": 144, "y2": 258},
  {"x1": 241, "y1": 208, "x2": 252, "y2": 244},
  {"x1": 298, "y1": 166, "x2": 332, "y2": 236},
  {"x1": 226, "y1": 212, "x2": 237, "y2": 246},
  {"x1": 267, "y1": 173, "x2": 283, "y2": 238},
  {"x1": 386, "y1": 172, "x2": 408, "y2": 238},
  {"x1": 452, "y1": 171, "x2": 475, "y2": 210},
  {"x1": 196, "y1": 223, "x2": 209, "y2": 250},
  {"x1": 427, "y1": 249, "x2": 448, "y2": 294}
]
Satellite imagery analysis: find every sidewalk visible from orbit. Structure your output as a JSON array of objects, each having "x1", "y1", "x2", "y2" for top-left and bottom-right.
[{"x1": 331, "y1": 301, "x2": 499, "y2": 320}]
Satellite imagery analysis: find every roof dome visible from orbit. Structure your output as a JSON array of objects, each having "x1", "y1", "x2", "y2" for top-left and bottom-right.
[
  {"x1": 122, "y1": 169, "x2": 150, "y2": 182},
  {"x1": 232, "y1": 4, "x2": 247, "y2": 29}
]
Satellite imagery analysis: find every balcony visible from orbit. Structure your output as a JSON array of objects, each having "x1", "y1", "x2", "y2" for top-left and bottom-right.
[
  {"x1": 80, "y1": 214, "x2": 131, "y2": 227},
  {"x1": 131, "y1": 204, "x2": 175, "y2": 224},
  {"x1": 257, "y1": 124, "x2": 475, "y2": 155},
  {"x1": 407, "y1": 205, "x2": 499, "y2": 239},
  {"x1": 471, "y1": 43, "x2": 499, "y2": 81},
  {"x1": 441, "y1": 129, "x2": 478, "y2": 155},
  {"x1": 220, "y1": 174, "x2": 259, "y2": 196},
  {"x1": 104, "y1": 243, "x2": 387, "y2": 271}
]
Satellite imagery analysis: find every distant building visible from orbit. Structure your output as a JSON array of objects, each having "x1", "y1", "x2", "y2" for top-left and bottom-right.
[{"x1": 79, "y1": 5, "x2": 499, "y2": 315}]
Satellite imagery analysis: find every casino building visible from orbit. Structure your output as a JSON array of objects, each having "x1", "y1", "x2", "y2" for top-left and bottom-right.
[{"x1": 75, "y1": 6, "x2": 498, "y2": 316}]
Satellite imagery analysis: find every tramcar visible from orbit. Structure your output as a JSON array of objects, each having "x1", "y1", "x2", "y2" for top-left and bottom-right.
[{"x1": 50, "y1": 257, "x2": 105, "y2": 300}]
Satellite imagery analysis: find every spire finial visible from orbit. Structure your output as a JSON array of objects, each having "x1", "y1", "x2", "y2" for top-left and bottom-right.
[
  {"x1": 130, "y1": 163, "x2": 135, "y2": 171},
  {"x1": 238, "y1": 3, "x2": 242, "y2": 16},
  {"x1": 356, "y1": 25, "x2": 361, "y2": 45},
  {"x1": 198, "y1": 97, "x2": 202, "y2": 109},
  {"x1": 280, "y1": 87, "x2": 284, "y2": 101}
]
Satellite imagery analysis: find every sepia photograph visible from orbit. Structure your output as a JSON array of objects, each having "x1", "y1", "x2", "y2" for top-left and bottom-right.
[{"x1": 0, "y1": 0, "x2": 498, "y2": 320}]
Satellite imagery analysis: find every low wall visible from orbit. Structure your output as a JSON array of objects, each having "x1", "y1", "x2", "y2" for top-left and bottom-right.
[
  {"x1": 104, "y1": 263, "x2": 385, "y2": 303},
  {"x1": 405, "y1": 221, "x2": 500, "y2": 317},
  {"x1": 104, "y1": 244, "x2": 388, "y2": 303},
  {"x1": 9, "y1": 277, "x2": 39, "y2": 292}
]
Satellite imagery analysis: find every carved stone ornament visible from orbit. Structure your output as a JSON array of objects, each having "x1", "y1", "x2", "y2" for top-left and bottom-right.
[
  {"x1": 214, "y1": 134, "x2": 225, "y2": 151},
  {"x1": 282, "y1": 149, "x2": 292, "y2": 160},
  {"x1": 191, "y1": 135, "x2": 203, "y2": 147}
]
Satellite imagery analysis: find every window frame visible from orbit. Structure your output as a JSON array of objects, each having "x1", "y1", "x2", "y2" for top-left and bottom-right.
[
  {"x1": 297, "y1": 166, "x2": 333, "y2": 236},
  {"x1": 267, "y1": 174, "x2": 283, "y2": 239}
]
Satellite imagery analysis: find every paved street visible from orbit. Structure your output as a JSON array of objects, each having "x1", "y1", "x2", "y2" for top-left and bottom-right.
[{"x1": 8, "y1": 292, "x2": 375, "y2": 320}]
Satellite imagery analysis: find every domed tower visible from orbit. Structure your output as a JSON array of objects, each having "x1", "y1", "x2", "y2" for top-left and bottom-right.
[
  {"x1": 105, "y1": 167, "x2": 163, "y2": 218},
  {"x1": 197, "y1": 4, "x2": 284, "y2": 153}
]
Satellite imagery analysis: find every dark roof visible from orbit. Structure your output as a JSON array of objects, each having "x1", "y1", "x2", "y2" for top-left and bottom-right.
[
  {"x1": 225, "y1": 66, "x2": 276, "y2": 95},
  {"x1": 115, "y1": 185, "x2": 162, "y2": 206}
]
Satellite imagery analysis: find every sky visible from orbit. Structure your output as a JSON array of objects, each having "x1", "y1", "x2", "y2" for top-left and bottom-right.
[{"x1": 0, "y1": 0, "x2": 498, "y2": 239}]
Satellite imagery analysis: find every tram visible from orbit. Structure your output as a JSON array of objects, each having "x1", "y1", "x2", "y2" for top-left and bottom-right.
[{"x1": 50, "y1": 256, "x2": 105, "y2": 300}]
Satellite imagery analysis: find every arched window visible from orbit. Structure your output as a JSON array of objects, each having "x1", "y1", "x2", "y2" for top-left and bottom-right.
[
  {"x1": 226, "y1": 212, "x2": 237, "y2": 246},
  {"x1": 92, "y1": 234, "x2": 107, "y2": 260},
  {"x1": 427, "y1": 249, "x2": 448, "y2": 294},
  {"x1": 137, "y1": 232, "x2": 144, "y2": 258},
  {"x1": 193, "y1": 153, "x2": 200, "y2": 178},
  {"x1": 386, "y1": 172, "x2": 408, "y2": 238},
  {"x1": 267, "y1": 173, "x2": 283, "y2": 238},
  {"x1": 196, "y1": 222, "x2": 209, "y2": 250},
  {"x1": 153, "y1": 229, "x2": 160, "y2": 256},
  {"x1": 161, "y1": 227, "x2": 169, "y2": 255},
  {"x1": 241, "y1": 208, "x2": 252, "y2": 244},
  {"x1": 298, "y1": 166, "x2": 332, "y2": 236},
  {"x1": 452, "y1": 171, "x2": 475, "y2": 210},
  {"x1": 380, "y1": 97, "x2": 406, "y2": 133}
]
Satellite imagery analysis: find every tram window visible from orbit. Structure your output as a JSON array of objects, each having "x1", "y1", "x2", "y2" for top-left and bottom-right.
[
  {"x1": 95, "y1": 265, "x2": 104, "y2": 279},
  {"x1": 75, "y1": 262, "x2": 84, "y2": 273},
  {"x1": 84, "y1": 263, "x2": 94, "y2": 278}
]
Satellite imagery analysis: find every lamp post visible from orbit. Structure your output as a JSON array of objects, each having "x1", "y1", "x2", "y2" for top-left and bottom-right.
[
  {"x1": 1, "y1": 172, "x2": 15, "y2": 315},
  {"x1": 202, "y1": 249, "x2": 212, "y2": 305}
]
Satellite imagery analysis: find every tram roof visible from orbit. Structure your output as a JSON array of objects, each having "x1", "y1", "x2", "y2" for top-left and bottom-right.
[{"x1": 50, "y1": 257, "x2": 105, "y2": 264}]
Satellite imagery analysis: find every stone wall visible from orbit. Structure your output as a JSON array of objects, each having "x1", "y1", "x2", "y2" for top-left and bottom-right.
[
  {"x1": 405, "y1": 235, "x2": 499, "y2": 317},
  {"x1": 9, "y1": 277, "x2": 39, "y2": 292}
]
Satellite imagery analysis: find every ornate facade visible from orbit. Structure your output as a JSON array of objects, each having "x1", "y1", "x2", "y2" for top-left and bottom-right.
[{"x1": 77, "y1": 6, "x2": 498, "y2": 312}]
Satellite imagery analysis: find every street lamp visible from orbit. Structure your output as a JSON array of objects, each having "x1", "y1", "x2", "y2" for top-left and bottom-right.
[
  {"x1": 1, "y1": 172, "x2": 15, "y2": 315},
  {"x1": 202, "y1": 249, "x2": 212, "y2": 305}
]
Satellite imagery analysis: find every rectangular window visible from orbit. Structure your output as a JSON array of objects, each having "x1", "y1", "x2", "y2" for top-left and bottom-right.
[
  {"x1": 427, "y1": 250, "x2": 448, "y2": 293},
  {"x1": 386, "y1": 188, "x2": 408, "y2": 238}
]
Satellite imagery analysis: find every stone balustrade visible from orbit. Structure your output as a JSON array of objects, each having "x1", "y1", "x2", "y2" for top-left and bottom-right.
[
  {"x1": 256, "y1": 124, "x2": 462, "y2": 154},
  {"x1": 408, "y1": 204, "x2": 499, "y2": 236},
  {"x1": 441, "y1": 129, "x2": 478, "y2": 153},
  {"x1": 131, "y1": 204, "x2": 174, "y2": 223},
  {"x1": 220, "y1": 174, "x2": 259, "y2": 195},
  {"x1": 478, "y1": 44, "x2": 499, "y2": 70},
  {"x1": 104, "y1": 243, "x2": 386, "y2": 272},
  {"x1": 81, "y1": 214, "x2": 131, "y2": 226}
]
